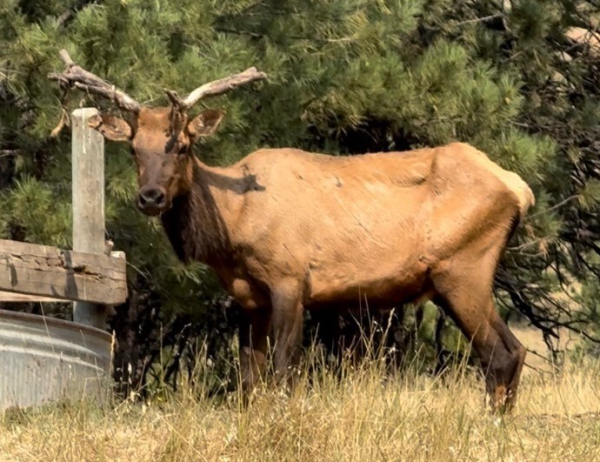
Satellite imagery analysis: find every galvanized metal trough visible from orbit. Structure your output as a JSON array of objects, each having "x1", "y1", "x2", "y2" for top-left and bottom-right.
[{"x1": 0, "y1": 309, "x2": 112, "y2": 411}]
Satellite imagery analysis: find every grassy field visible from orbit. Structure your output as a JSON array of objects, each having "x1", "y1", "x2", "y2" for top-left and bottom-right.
[{"x1": 1, "y1": 344, "x2": 600, "y2": 462}]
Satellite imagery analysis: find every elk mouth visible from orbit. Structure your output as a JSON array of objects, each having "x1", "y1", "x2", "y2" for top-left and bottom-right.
[
  {"x1": 137, "y1": 202, "x2": 168, "y2": 217},
  {"x1": 137, "y1": 199, "x2": 172, "y2": 217}
]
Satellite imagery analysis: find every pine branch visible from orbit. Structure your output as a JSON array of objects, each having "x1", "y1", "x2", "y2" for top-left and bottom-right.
[
  {"x1": 214, "y1": 27, "x2": 358, "y2": 43},
  {"x1": 57, "y1": 0, "x2": 99, "y2": 28},
  {"x1": 452, "y1": 13, "x2": 503, "y2": 26}
]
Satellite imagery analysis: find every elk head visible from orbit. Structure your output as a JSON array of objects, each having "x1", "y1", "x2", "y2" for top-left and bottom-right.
[{"x1": 49, "y1": 50, "x2": 267, "y2": 216}]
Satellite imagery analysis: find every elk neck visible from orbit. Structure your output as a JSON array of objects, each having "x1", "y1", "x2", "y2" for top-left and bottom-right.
[{"x1": 160, "y1": 157, "x2": 243, "y2": 265}]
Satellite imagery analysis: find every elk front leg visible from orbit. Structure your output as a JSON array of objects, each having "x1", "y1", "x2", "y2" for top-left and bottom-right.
[
  {"x1": 271, "y1": 282, "x2": 304, "y2": 389},
  {"x1": 239, "y1": 307, "x2": 270, "y2": 398}
]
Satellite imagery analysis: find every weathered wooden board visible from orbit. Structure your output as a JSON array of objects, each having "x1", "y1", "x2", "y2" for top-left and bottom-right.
[
  {"x1": 0, "y1": 240, "x2": 127, "y2": 305},
  {"x1": 0, "y1": 292, "x2": 66, "y2": 303}
]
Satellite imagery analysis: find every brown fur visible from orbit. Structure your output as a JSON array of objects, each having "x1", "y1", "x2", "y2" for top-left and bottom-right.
[{"x1": 94, "y1": 107, "x2": 534, "y2": 412}]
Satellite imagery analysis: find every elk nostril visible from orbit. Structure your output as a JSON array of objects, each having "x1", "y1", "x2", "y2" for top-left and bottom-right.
[
  {"x1": 154, "y1": 190, "x2": 165, "y2": 206},
  {"x1": 138, "y1": 193, "x2": 147, "y2": 207}
]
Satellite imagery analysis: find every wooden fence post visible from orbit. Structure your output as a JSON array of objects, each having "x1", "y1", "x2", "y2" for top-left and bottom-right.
[{"x1": 71, "y1": 108, "x2": 106, "y2": 329}]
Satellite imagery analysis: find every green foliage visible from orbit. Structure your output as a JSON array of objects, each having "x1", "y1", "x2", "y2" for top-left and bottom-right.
[{"x1": 2, "y1": 176, "x2": 71, "y2": 247}]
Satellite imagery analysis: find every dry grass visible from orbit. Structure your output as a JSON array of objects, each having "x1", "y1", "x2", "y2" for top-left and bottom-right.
[{"x1": 2, "y1": 352, "x2": 600, "y2": 462}]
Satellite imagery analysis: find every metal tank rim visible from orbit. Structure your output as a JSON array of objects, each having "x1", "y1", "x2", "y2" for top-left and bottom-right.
[{"x1": 0, "y1": 308, "x2": 112, "y2": 342}]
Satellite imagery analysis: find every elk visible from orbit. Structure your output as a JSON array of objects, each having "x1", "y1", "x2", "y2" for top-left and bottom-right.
[{"x1": 50, "y1": 50, "x2": 534, "y2": 412}]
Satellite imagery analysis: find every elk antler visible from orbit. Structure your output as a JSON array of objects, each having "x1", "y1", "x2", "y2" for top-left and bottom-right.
[
  {"x1": 48, "y1": 49, "x2": 141, "y2": 113},
  {"x1": 164, "y1": 67, "x2": 268, "y2": 113}
]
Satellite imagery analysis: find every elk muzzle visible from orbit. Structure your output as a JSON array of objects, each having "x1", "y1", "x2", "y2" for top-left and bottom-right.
[{"x1": 138, "y1": 185, "x2": 168, "y2": 216}]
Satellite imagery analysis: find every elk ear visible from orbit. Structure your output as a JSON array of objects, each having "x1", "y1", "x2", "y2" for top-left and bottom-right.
[
  {"x1": 186, "y1": 109, "x2": 225, "y2": 138},
  {"x1": 88, "y1": 113, "x2": 132, "y2": 142}
]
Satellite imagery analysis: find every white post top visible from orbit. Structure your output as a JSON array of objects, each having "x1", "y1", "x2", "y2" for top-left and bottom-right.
[{"x1": 72, "y1": 107, "x2": 99, "y2": 118}]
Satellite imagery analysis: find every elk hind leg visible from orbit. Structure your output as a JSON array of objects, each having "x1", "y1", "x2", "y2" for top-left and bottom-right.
[
  {"x1": 490, "y1": 311, "x2": 527, "y2": 410},
  {"x1": 434, "y1": 276, "x2": 526, "y2": 412}
]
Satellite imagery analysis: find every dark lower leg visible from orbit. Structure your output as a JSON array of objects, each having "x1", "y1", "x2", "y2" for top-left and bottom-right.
[
  {"x1": 490, "y1": 314, "x2": 527, "y2": 410},
  {"x1": 473, "y1": 319, "x2": 526, "y2": 412},
  {"x1": 478, "y1": 341, "x2": 515, "y2": 411},
  {"x1": 271, "y1": 286, "x2": 304, "y2": 389},
  {"x1": 436, "y1": 293, "x2": 524, "y2": 413},
  {"x1": 239, "y1": 307, "x2": 270, "y2": 398}
]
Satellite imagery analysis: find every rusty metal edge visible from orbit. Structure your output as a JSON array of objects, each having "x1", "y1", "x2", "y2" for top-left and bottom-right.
[{"x1": 0, "y1": 309, "x2": 112, "y2": 343}]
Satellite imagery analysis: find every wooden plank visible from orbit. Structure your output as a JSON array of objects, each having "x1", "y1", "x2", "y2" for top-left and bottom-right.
[
  {"x1": 0, "y1": 240, "x2": 127, "y2": 305},
  {"x1": 71, "y1": 108, "x2": 107, "y2": 328},
  {"x1": 0, "y1": 292, "x2": 66, "y2": 303}
]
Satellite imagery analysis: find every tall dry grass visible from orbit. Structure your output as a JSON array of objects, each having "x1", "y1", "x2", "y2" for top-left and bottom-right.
[{"x1": 2, "y1": 345, "x2": 600, "y2": 462}]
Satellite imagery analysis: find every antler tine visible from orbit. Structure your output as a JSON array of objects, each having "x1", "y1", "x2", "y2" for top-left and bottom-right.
[
  {"x1": 165, "y1": 67, "x2": 268, "y2": 113},
  {"x1": 48, "y1": 49, "x2": 141, "y2": 113}
]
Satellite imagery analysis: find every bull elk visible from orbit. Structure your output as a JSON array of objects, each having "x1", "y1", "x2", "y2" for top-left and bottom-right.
[{"x1": 49, "y1": 50, "x2": 534, "y2": 412}]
